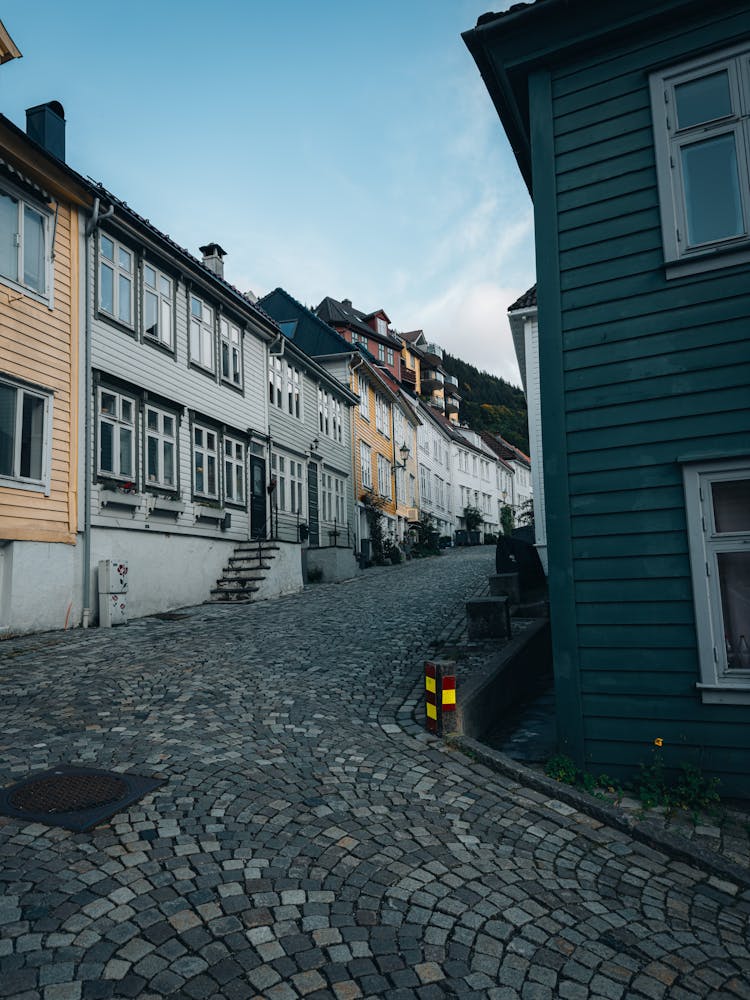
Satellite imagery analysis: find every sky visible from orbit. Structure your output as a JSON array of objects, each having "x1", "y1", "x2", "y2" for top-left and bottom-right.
[{"x1": 1, "y1": 0, "x2": 534, "y2": 386}]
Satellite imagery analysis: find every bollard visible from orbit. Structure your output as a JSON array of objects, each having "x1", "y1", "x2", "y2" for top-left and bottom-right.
[{"x1": 424, "y1": 659, "x2": 456, "y2": 735}]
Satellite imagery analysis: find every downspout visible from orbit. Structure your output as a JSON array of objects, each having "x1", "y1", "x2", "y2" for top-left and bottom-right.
[{"x1": 81, "y1": 197, "x2": 114, "y2": 627}]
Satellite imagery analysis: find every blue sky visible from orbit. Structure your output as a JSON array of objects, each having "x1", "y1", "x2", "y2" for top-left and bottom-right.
[{"x1": 2, "y1": 0, "x2": 533, "y2": 384}]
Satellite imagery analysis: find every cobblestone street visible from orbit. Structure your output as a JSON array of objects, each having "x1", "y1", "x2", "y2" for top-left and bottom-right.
[{"x1": 0, "y1": 547, "x2": 748, "y2": 1000}]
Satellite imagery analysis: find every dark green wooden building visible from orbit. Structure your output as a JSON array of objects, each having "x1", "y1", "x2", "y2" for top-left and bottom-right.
[{"x1": 465, "y1": 0, "x2": 750, "y2": 795}]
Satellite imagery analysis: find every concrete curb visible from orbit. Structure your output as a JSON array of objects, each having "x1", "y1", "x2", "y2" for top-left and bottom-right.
[{"x1": 454, "y1": 735, "x2": 750, "y2": 893}]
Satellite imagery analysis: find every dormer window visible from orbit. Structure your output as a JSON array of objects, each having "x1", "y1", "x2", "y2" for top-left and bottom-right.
[{"x1": 376, "y1": 318, "x2": 387, "y2": 336}]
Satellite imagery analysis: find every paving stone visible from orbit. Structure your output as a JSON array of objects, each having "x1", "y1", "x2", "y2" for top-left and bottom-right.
[{"x1": 0, "y1": 549, "x2": 747, "y2": 1000}]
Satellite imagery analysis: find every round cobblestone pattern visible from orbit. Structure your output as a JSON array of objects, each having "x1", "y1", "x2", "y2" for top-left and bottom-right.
[{"x1": 0, "y1": 547, "x2": 748, "y2": 1000}]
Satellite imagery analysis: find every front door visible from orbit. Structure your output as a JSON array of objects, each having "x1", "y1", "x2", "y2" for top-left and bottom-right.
[
  {"x1": 250, "y1": 456, "x2": 266, "y2": 539},
  {"x1": 307, "y1": 462, "x2": 320, "y2": 546}
]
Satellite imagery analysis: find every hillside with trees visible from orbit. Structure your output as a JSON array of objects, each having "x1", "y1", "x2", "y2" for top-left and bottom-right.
[{"x1": 443, "y1": 352, "x2": 529, "y2": 454}]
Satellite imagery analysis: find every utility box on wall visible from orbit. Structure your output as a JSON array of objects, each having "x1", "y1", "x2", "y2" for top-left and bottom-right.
[{"x1": 98, "y1": 559, "x2": 128, "y2": 627}]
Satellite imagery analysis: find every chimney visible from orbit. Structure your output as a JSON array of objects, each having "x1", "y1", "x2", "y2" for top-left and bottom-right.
[
  {"x1": 199, "y1": 243, "x2": 227, "y2": 278},
  {"x1": 342, "y1": 298, "x2": 352, "y2": 309},
  {"x1": 26, "y1": 101, "x2": 66, "y2": 161}
]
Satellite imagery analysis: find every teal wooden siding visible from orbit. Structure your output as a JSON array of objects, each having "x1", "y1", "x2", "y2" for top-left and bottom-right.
[{"x1": 546, "y1": 8, "x2": 750, "y2": 793}]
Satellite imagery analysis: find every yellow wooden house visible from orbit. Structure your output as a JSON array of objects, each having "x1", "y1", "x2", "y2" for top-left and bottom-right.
[{"x1": 0, "y1": 106, "x2": 92, "y2": 630}]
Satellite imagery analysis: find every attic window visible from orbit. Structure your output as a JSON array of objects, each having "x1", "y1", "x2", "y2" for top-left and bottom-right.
[{"x1": 376, "y1": 318, "x2": 387, "y2": 336}]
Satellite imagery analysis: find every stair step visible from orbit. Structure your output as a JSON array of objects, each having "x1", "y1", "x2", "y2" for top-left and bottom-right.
[
  {"x1": 227, "y1": 557, "x2": 271, "y2": 569},
  {"x1": 218, "y1": 571, "x2": 265, "y2": 583}
]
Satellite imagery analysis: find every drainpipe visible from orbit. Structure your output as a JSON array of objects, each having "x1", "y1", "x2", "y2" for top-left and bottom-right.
[{"x1": 81, "y1": 197, "x2": 114, "y2": 627}]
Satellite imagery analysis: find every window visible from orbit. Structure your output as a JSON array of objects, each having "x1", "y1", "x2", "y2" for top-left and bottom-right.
[
  {"x1": 99, "y1": 234, "x2": 133, "y2": 326},
  {"x1": 684, "y1": 459, "x2": 750, "y2": 703},
  {"x1": 190, "y1": 295, "x2": 215, "y2": 370},
  {"x1": 271, "y1": 451, "x2": 303, "y2": 514},
  {"x1": 220, "y1": 318, "x2": 242, "y2": 387},
  {"x1": 352, "y1": 331, "x2": 369, "y2": 350},
  {"x1": 376, "y1": 318, "x2": 387, "y2": 336},
  {"x1": 420, "y1": 464, "x2": 431, "y2": 503},
  {"x1": 387, "y1": 347, "x2": 394, "y2": 366},
  {"x1": 409, "y1": 474, "x2": 416, "y2": 506},
  {"x1": 143, "y1": 264, "x2": 173, "y2": 348},
  {"x1": 378, "y1": 343, "x2": 385, "y2": 363},
  {"x1": 322, "y1": 471, "x2": 346, "y2": 524},
  {"x1": 375, "y1": 394, "x2": 390, "y2": 437},
  {"x1": 0, "y1": 375, "x2": 51, "y2": 491},
  {"x1": 377, "y1": 454, "x2": 392, "y2": 498},
  {"x1": 360, "y1": 441, "x2": 372, "y2": 489},
  {"x1": 193, "y1": 425, "x2": 218, "y2": 498},
  {"x1": 0, "y1": 187, "x2": 50, "y2": 298},
  {"x1": 270, "y1": 355, "x2": 283, "y2": 408},
  {"x1": 98, "y1": 388, "x2": 135, "y2": 481},
  {"x1": 435, "y1": 475, "x2": 444, "y2": 509},
  {"x1": 359, "y1": 377, "x2": 370, "y2": 420},
  {"x1": 224, "y1": 436, "x2": 245, "y2": 506},
  {"x1": 145, "y1": 405, "x2": 177, "y2": 490},
  {"x1": 286, "y1": 364, "x2": 301, "y2": 418},
  {"x1": 651, "y1": 46, "x2": 750, "y2": 269},
  {"x1": 333, "y1": 399, "x2": 342, "y2": 443}
]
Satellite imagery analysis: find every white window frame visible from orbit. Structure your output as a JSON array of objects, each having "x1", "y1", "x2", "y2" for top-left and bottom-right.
[
  {"x1": 144, "y1": 404, "x2": 177, "y2": 491},
  {"x1": 223, "y1": 434, "x2": 246, "y2": 507},
  {"x1": 99, "y1": 233, "x2": 134, "y2": 327},
  {"x1": 420, "y1": 463, "x2": 431, "y2": 503},
  {"x1": 684, "y1": 458, "x2": 750, "y2": 704},
  {"x1": 375, "y1": 394, "x2": 390, "y2": 438},
  {"x1": 190, "y1": 295, "x2": 215, "y2": 372},
  {"x1": 376, "y1": 318, "x2": 387, "y2": 336},
  {"x1": 270, "y1": 355, "x2": 283, "y2": 409},
  {"x1": 387, "y1": 347, "x2": 395, "y2": 366},
  {"x1": 192, "y1": 423, "x2": 219, "y2": 499},
  {"x1": 220, "y1": 317, "x2": 242, "y2": 388},
  {"x1": 271, "y1": 450, "x2": 303, "y2": 515},
  {"x1": 358, "y1": 377, "x2": 370, "y2": 420},
  {"x1": 378, "y1": 343, "x2": 385, "y2": 363},
  {"x1": 142, "y1": 263, "x2": 174, "y2": 349},
  {"x1": 97, "y1": 387, "x2": 136, "y2": 483},
  {"x1": 0, "y1": 182, "x2": 53, "y2": 304},
  {"x1": 650, "y1": 43, "x2": 750, "y2": 274},
  {"x1": 377, "y1": 454, "x2": 392, "y2": 499},
  {"x1": 286, "y1": 363, "x2": 301, "y2": 418},
  {"x1": 0, "y1": 374, "x2": 53, "y2": 494},
  {"x1": 360, "y1": 441, "x2": 372, "y2": 489}
]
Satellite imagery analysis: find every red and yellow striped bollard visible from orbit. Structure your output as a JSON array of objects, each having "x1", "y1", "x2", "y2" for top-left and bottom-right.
[{"x1": 424, "y1": 660, "x2": 457, "y2": 735}]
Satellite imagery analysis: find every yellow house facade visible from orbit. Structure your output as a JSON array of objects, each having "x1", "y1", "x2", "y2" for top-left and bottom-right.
[{"x1": 0, "y1": 109, "x2": 91, "y2": 630}]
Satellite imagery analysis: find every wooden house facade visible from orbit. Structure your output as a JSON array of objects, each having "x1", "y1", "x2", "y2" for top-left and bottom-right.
[{"x1": 465, "y1": 0, "x2": 750, "y2": 793}]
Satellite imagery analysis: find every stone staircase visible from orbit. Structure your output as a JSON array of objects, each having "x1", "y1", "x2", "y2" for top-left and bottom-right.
[{"x1": 210, "y1": 540, "x2": 280, "y2": 602}]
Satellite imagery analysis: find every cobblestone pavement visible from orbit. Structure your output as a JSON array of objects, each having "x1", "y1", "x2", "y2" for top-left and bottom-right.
[{"x1": 0, "y1": 547, "x2": 749, "y2": 1000}]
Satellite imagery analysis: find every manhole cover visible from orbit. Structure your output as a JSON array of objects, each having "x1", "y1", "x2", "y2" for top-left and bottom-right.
[
  {"x1": 0, "y1": 766, "x2": 164, "y2": 832},
  {"x1": 9, "y1": 772, "x2": 128, "y2": 814}
]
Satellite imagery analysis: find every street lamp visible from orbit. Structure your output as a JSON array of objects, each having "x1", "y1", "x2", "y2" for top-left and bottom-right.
[{"x1": 395, "y1": 442, "x2": 410, "y2": 469}]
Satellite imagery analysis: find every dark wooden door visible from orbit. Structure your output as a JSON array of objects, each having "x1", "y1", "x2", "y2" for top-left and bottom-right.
[
  {"x1": 307, "y1": 462, "x2": 319, "y2": 546},
  {"x1": 250, "y1": 456, "x2": 266, "y2": 539}
]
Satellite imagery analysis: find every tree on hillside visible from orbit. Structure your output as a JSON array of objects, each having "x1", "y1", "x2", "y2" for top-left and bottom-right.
[{"x1": 443, "y1": 352, "x2": 529, "y2": 453}]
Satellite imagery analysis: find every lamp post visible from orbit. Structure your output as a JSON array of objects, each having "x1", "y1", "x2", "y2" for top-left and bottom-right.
[{"x1": 393, "y1": 442, "x2": 411, "y2": 541}]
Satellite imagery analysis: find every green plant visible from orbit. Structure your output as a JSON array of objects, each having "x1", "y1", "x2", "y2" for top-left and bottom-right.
[
  {"x1": 636, "y1": 740, "x2": 722, "y2": 816},
  {"x1": 483, "y1": 532, "x2": 497, "y2": 545},
  {"x1": 383, "y1": 537, "x2": 402, "y2": 564},
  {"x1": 463, "y1": 505, "x2": 483, "y2": 533},
  {"x1": 500, "y1": 504, "x2": 515, "y2": 536},
  {"x1": 673, "y1": 762, "x2": 721, "y2": 816},
  {"x1": 517, "y1": 498, "x2": 535, "y2": 527},
  {"x1": 545, "y1": 753, "x2": 578, "y2": 785},
  {"x1": 361, "y1": 489, "x2": 387, "y2": 564}
]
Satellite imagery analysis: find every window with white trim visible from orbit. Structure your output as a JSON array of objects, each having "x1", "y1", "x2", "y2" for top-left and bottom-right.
[
  {"x1": 143, "y1": 264, "x2": 173, "y2": 348},
  {"x1": 99, "y1": 234, "x2": 133, "y2": 326},
  {"x1": 321, "y1": 471, "x2": 347, "y2": 524},
  {"x1": 145, "y1": 405, "x2": 177, "y2": 490},
  {"x1": 269, "y1": 355, "x2": 283, "y2": 408},
  {"x1": 271, "y1": 451, "x2": 303, "y2": 514},
  {"x1": 651, "y1": 45, "x2": 750, "y2": 269},
  {"x1": 377, "y1": 454, "x2": 392, "y2": 498},
  {"x1": 224, "y1": 435, "x2": 245, "y2": 506},
  {"x1": 376, "y1": 318, "x2": 387, "y2": 336},
  {"x1": 420, "y1": 464, "x2": 431, "y2": 503},
  {"x1": 378, "y1": 343, "x2": 385, "y2": 363},
  {"x1": 387, "y1": 347, "x2": 394, "y2": 366},
  {"x1": 358, "y1": 377, "x2": 370, "y2": 419},
  {"x1": 190, "y1": 295, "x2": 215, "y2": 371},
  {"x1": 220, "y1": 317, "x2": 242, "y2": 387},
  {"x1": 286, "y1": 364, "x2": 301, "y2": 418},
  {"x1": 409, "y1": 473, "x2": 416, "y2": 506},
  {"x1": 684, "y1": 459, "x2": 750, "y2": 703},
  {"x1": 0, "y1": 375, "x2": 51, "y2": 492},
  {"x1": 193, "y1": 424, "x2": 218, "y2": 498},
  {"x1": 435, "y1": 475, "x2": 444, "y2": 510},
  {"x1": 360, "y1": 441, "x2": 372, "y2": 489},
  {"x1": 375, "y1": 394, "x2": 390, "y2": 437},
  {"x1": 98, "y1": 388, "x2": 135, "y2": 481},
  {"x1": 0, "y1": 186, "x2": 50, "y2": 298}
]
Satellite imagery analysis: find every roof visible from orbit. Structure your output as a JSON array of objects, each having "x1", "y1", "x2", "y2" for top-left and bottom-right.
[
  {"x1": 316, "y1": 295, "x2": 403, "y2": 346},
  {"x1": 0, "y1": 20, "x2": 21, "y2": 63},
  {"x1": 463, "y1": 0, "x2": 690, "y2": 192},
  {"x1": 490, "y1": 432, "x2": 531, "y2": 467},
  {"x1": 478, "y1": 431, "x2": 517, "y2": 472},
  {"x1": 259, "y1": 287, "x2": 355, "y2": 358},
  {"x1": 508, "y1": 284, "x2": 537, "y2": 311}
]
